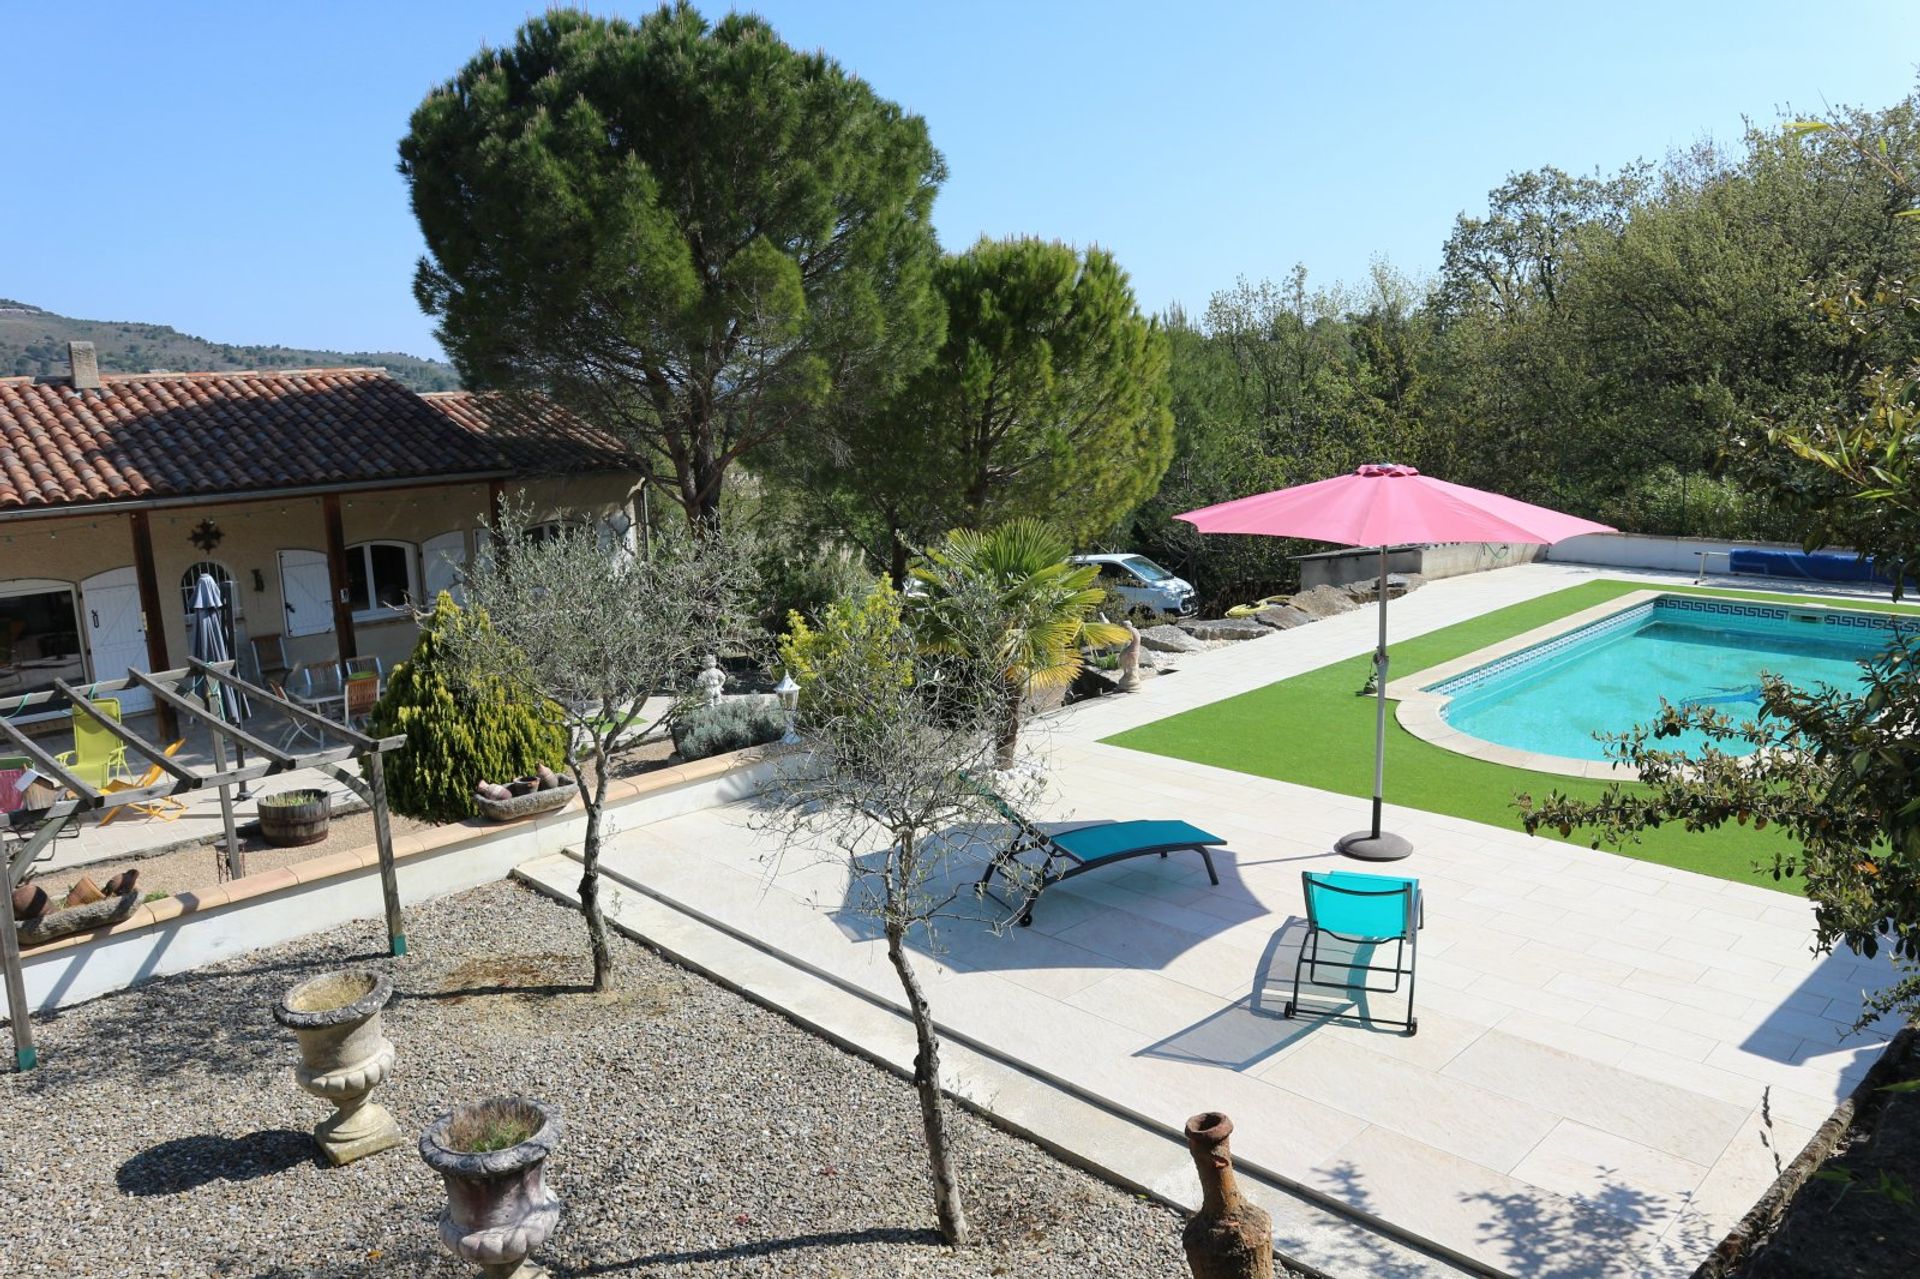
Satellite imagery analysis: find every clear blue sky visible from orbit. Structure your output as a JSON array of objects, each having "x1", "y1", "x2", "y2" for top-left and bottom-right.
[{"x1": 7, "y1": 2, "x2": 1917, "y2": 361}]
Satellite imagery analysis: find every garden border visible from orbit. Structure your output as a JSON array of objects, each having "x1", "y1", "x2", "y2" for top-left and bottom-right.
[{"x1": 8, "y1": 746, "x2": 782, "y2": 1018}]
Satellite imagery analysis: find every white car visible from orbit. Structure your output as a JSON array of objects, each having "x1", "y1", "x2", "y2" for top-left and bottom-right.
[{"x1": 1070, "y1": 553, "x2": 1197, "y2": 618}]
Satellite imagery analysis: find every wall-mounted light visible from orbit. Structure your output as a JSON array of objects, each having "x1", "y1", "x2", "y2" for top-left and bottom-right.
[{"x1": 251, "y1": 568, "x2": 266, "y2": 593}]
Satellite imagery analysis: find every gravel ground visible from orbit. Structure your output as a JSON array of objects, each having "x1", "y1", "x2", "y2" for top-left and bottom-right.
[{"x1": 0, "y1": 879, "x2": 1222, "y2": 1278}]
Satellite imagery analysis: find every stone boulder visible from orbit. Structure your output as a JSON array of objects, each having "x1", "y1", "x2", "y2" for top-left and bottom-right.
[
  {"x1": 1344, "y1": 572, "x2": 1421, "y2": 603},
  {"x1": 1254, "y1": 605, "x2": 1315, "y2": 630},
  {"x1": 1140, "y1": 624, "x2": 1208, "y2": 654},
  {"x1": 1289, "y1": 585, "x2": 1362, "y2": 618},
  {"x1": 1178, "y1": 617, "x2": 1272, "y2": 643}
]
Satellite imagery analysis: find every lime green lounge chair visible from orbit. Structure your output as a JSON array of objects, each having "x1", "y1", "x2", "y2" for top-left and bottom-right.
[
  {"x1": 974, "y1": 786, "x2": 1224, "y2": 927},
  {"x1": 53, "y1": 697, "x2": 130, "y2": 792},
  {"x1": 1284, "y1": 870, "x2": 1423, "y2": 1035}
]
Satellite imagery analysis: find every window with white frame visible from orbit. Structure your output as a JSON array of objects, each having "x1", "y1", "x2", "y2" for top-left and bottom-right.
[{"x1": 345, "y1": 541, "x2": 417, "y2": 621}]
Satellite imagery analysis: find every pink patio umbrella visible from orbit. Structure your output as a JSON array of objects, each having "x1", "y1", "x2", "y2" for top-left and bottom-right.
[{"x1": 1178, "y1": 463, "x2": 1613, "y2": 861}]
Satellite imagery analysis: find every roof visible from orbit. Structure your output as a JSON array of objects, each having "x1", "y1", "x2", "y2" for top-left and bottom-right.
[{"x1": 0, "y1": 367, "x2": 638, "y2": 513}]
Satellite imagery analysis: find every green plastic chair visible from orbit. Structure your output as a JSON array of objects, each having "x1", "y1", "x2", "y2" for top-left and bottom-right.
[
  {"x1": 1284, "y1": 870, "x2": 1423, "y2": 1035},
  {"x1": 53, "y1": 697, "x2": 131, "y2": 791}
]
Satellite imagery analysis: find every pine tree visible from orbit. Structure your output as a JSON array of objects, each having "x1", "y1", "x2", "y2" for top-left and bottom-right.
[{"x1": 370, "y1": 593, "x2": 565, "y2": 821}]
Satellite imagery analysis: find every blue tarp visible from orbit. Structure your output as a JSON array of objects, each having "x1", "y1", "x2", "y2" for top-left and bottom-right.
[{"x1": 1728, "y1": 548, "x2": 1914, "y2": 589}]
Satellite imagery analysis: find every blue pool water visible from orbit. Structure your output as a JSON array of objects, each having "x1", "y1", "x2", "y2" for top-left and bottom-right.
[{"x1": 1433, "y1": 597, "x2": 1910, "y2": 762}]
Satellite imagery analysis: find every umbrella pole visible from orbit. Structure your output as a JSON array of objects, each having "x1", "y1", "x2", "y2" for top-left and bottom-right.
[{"x1": 1337, "y1": 546, "x2": 1413, "y2": 862}]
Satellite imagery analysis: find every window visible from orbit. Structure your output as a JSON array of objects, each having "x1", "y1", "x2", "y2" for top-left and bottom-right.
[
  {"x1": 180, "y1": 561, "x2": 240, "y2": 651},
  {"x1": 1120, "y1": 555, "x2": 1174, "y2": 583},
  {"x1": 345, "y1": 542, "x2": 417, "y2": 621},
  {"x1": 0, "y1": 581, "x2": 85, "y2": 700}
]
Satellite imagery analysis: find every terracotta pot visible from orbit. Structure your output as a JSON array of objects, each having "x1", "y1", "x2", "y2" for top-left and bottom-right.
[
  {"x1": 1181, "y1": 1112, "x2": 1273, "y2": 1279},
  {"x1": 420, "y1": 1096, "x2": 563, "y2": 1279},
  {"x1": 273, "y1": 969, "x2": 403, "y2": 1165}
]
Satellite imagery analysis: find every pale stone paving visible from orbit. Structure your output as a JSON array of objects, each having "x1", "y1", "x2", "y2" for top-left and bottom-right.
[{"x1": 524, "y1": 563, "x2": 1901, "y2": 1279}]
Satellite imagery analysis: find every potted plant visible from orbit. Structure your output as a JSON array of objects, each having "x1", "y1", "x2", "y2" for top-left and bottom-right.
[
  {"x1": 272, "y1": 969, "x2": 403, "y2": 1165},
  {"x1": 420, "y1": 1096, "x2": 563, "y2": 1279},
  {"x1": 258, "y1": 788, "x2": 330, "y2": 846}
]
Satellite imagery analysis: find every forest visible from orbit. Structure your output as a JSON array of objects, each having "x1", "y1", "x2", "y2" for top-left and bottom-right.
[{"x1": 1121, "y1": 93, "x2": 1920, "y2": 607}]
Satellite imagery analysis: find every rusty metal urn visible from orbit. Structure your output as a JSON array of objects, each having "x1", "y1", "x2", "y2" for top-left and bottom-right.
[
  {"x1": 1182, "y1": 1112, "x2": 1273, "y2": 1279},
  {"x1": 273, "y1": 969, "x2": 403, "y2": 1165},
  {"x1": 420, "y1": 1096, "x2": 563, "y2": 1279}
]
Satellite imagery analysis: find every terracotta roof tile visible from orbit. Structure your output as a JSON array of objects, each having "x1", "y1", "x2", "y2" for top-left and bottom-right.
[{"x1": 0, "y1": 369, "x2": 637, "y2": 513}]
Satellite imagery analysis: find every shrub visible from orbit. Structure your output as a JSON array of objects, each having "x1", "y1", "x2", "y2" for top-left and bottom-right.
[
  {"x1": 671, "y1": 696, "x2": 787, "y2": 761},
  {"x1": 369, "y1": 593, "x2": 567, "y2": 821}
]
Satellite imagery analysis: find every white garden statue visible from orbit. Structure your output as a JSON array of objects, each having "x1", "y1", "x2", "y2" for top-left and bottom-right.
[{"x1": 694, "y1": 654, "x2": 727, "y2": 707}]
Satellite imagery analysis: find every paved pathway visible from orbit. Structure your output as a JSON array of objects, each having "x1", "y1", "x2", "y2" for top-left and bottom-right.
[{"x1": 522, "y1": 562, "x2": 1901, "y2": 1278}]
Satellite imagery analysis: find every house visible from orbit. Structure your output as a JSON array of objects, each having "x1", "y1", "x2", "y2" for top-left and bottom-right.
[{"x1": 0, "y1": 342, "x2": 643, "y2": 728}]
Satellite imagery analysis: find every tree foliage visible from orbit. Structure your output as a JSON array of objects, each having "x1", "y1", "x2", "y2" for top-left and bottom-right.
[
  {"x1": 778, "y1": 237, "x2": 1173, "y2": 575},
  {"x1": 401, "y1": 3, "x2": 946, "y2": 528},
  {"x1": 760, "y1": 560, "x2": 1017, "y2": 1246},
  {"x1": 370, "y1": 593, "x2": 566, "y2": 822},
  {"x1": 442, "y1": 505, "x2": 760, "y2": 990},
  {"x1": 909, "y1": 518, "x2": 1127, "y2": 768}
]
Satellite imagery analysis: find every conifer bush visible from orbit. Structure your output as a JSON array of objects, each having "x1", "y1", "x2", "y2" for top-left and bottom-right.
[{"x1": 369, "y1": 592, "x2": 566, "y2": 821}]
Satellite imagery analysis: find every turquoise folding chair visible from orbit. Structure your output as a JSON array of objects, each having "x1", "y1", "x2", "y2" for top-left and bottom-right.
[{"x1": 1284, "y1": 870, "x2": 1423, "y2": 1035}]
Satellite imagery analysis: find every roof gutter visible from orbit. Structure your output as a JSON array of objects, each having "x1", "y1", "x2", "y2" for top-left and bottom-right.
[{"x1": 0, "y1": 470, "x2": 530, "y2": 526}]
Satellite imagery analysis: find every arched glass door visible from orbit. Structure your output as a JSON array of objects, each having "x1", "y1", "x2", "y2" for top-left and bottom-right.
[{"x1": 180, "y1": 561, "x2": 240, "y2": 651}]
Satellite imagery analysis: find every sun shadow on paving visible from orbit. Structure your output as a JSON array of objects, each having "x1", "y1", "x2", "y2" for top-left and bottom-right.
[
  {"x1": 555, "y1": 1227, "x2": 943, "y2": 1273},
  {"x1": 825, "y1": 822, "x2": 1272, "y2": 977},
  {"x1": 1135, "y1": 922, "x2": 1411, "y2": 1069},
  {"x1": 116, "y1": 1129, "x2": 319, "y2": 1195},
  {"x1": 1460, "y1": 1177, "x2": 1686, "y2": 1278}
]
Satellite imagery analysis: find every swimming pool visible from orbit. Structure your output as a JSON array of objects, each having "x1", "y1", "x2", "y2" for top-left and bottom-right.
[{"x1": 1424, "y1": 596, "x2": 1910, "y2": 763}]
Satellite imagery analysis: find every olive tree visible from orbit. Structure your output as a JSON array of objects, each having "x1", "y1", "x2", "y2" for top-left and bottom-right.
[
  {"x1": 764, "y1": 578, "x2": 1035, "y2": 1244},
  {"x1": 400, "y1": 4, "x2": 946, "y2": 529},
  {"x1": 445, "y1": 505, "x2": 759, "y2": 991}
]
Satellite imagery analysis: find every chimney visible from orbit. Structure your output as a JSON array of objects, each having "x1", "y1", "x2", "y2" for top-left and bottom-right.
[{"x1": 68, "y1": 341, "x2": 101, "y2": 390}]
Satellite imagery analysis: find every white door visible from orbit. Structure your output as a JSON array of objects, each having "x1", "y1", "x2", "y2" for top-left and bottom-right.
[
  {"x1": 421, "y1": 531, "x2": 468, "y2": 605},
  {"x1": 80, "y1": 566, "x2": 154, "y2": 714},
  {"x1": 279, "y1": 549, "x2": 335, "y2": 639}
]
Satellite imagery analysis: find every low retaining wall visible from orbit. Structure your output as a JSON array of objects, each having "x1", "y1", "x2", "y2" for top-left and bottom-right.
[
  {"x1": 1295, "y1": 541, "x2": 1545, "y2": 590},
  {"x1": 1547, "y1": 531, "x2": 1827, "y2": 575},
  {"x1": 14, "y1": 747, "x2": 779, "y2": 1015}
]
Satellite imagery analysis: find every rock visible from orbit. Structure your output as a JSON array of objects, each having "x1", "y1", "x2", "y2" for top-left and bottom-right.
[
  {"x1": 64, "y1": 874, "x2": 105, "y2": 909},
  {"x1": 1253, "y1": 605, "x2": 1314, "y2": 630},
  {"x1": 1289, "y1": 585, "x2": 1361, "y2": 618},
  {"x1": 100, "y1": 869, "x2": 140, "y2": 897},
  {"x1": 1344, "y1": 572, "x2": 1419, "y2": 602},
  {"x1": 1140, "y1": 625, "x2": 1207, "y2": 654},
  {"x1": 12, "y1": 881, "x2": 48, "y2": 921},
  {"x1": 1178, "y1": 618, "x2": 1272, "y2": 643}
]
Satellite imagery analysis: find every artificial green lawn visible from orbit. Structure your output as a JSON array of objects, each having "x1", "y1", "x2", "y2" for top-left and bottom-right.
[{"x1": 1104, "y1": 579, "x2": 1920, "y2": 894}]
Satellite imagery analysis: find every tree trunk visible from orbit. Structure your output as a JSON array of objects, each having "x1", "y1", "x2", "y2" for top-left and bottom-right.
[
  {"x1": 885, "y1": 923, "x2": 969, "y2": 1246},
  {"x1": 993, "y1": 679, "x2": 1022, "y2": 771},
  {"x1": 889, "y1": 532, "x2": 910, "y2": 589},
  {"x1": 575, "y1": 761, "x2": 614, "y2": 993}
]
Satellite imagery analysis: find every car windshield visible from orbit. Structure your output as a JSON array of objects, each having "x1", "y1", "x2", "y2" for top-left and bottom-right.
[{"x1": 1119, "y1": 555, "x2": 1174, "y2": 583}]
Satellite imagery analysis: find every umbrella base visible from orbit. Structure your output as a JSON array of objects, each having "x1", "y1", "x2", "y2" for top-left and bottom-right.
[{"x1": 1336, "y1": 829, "x2": 1413, "y2": 862}]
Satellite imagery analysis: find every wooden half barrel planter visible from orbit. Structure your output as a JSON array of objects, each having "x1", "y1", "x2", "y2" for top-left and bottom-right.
[{"x1": 259, "y1": 789, "x2": 330, "y2": 847}]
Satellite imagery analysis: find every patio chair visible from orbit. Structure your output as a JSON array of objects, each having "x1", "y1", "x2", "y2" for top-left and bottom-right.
[
  {"x1": 98, "y1": 739, "x2": 188, "y2": 825},
  {"x1": 970, "y1": 780, "x2": 1224, "y2": 927},
  {"x1": 53, "y1": 697, "x2": 130, "y2": 791},
  {"x1": 1283, "y1": 870, "x2": 1423, "y2": 1036},
  {"x1": 248, "y1": 633, "x2": 291, "y2": 686},
  {"x1": 343, "y1": 672, "x2": 380, "y2": 730},
  {"x1": 343, "y1": 654, "x2": 382, "y2": 680}
]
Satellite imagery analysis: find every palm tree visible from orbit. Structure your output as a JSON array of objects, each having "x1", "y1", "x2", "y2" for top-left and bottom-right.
[{"x1": 910, "y1": 518, "x2": 1130, "y2": 769}]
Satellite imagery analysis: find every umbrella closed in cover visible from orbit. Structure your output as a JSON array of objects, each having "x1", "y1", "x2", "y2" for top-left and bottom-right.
[{"x1": 1178, "y1": 464, "x2": 1613, "y2": 861}]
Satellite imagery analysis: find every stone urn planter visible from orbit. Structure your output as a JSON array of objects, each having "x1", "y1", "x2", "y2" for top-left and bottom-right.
[
  {"x1": 272, "y1": 969, "x2": 403, "y2": 1165},
  {"x1": 420, "y1": 1096, "x2": 563, "y2": 1279},
  {"x1": 1181, "y1": 1111, "x2": 1273, "y2": 1279}
]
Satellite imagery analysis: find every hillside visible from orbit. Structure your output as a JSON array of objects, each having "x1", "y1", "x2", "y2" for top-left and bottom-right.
[{"x1": 0, "y1": 299, "x2": 460, "y2": 393}]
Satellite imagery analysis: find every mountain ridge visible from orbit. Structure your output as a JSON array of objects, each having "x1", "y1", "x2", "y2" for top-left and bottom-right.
[{"x1": 0, "y1": 299, "x2": 460, "y2": 393}]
